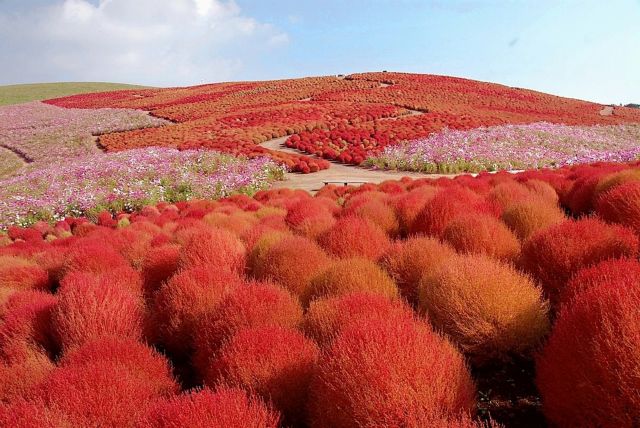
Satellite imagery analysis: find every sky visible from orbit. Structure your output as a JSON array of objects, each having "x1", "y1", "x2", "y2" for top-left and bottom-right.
[{"x1": 0, "y1": 0, "x2": 638, "y2": 104}]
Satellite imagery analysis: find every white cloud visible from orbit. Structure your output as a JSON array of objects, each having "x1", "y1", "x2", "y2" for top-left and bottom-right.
[{"x1": 0, "y1": 0, "x2": 289, "y2": 86}]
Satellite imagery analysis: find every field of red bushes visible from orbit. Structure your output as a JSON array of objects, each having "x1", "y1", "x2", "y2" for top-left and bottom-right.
[
  {"x1": 44, "y1": 72, "x2": 640, "y2": 171},
  {"x1": 2, "y1": 159, "x2": 640, "y2": 427}
]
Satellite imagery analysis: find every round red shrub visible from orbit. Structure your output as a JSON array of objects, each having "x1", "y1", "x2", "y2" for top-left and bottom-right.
[
  {"x1": 178, "y1": 228, "x2": 246, "y2": 273},
  {"x1": 193, "y1": 282, "x2": 303, "y2": 373},
  {"x1": 501, "y1": 198, "x2": 566, "y2": 240},
  {"x1": 419, "y1": 254, "x2": 550, "y2": 363},
  {"x1": 562, "y1": 257, "x2": 640, "y2": 304},
  {"x1": 442, "y1": 214, "x2": 521, "y2": 262},
  {"x1": 139, "y1": 387, "x2": 280, "y2": 428},
  {"x1": 536, "y1": 282, "x2": 640, "y2": 427},
  {"x1": 307, "y1": 317, "x2": 476, "y2": 427},
  {"x1": 318, "y1": 216, "x2": 390, "y2": 260},
  {"x1": 251, "y1": 235, "x2": 330, "y2": 298},
  {"x1": 59, "y1": 337, "x2": 178, "y2": 397},
  {"x1": 520, "y1": 218, "x2": 639, "y2": 305},
  {"x1": 207, "y1": 326, "x2": 319, "y2": 425},
  {"x1": 306, "y1": 258, "x2": 399, "y2": 304},
  {"x1": 0, "y1": 256, "x2": 50, "y2": 291},
  {"x1": 0, "y1": 290, "x2": 57, "y2": 360},
  {"x1": 410, "y1": 186, "x2": 494, "y2": 237},
  {"x1": 51, "y1": 274, "x2": 144, "y2": 351},
  {"x1": 380, "y1": 236, "x2": 457, "y2": 304},
  {"x1": 148, "y1": 266, "x2": 244, "y2": 356},
  {"x1": 389, "y1": 186, "x2": 439, "y2": 235},
  {"x1": 0, "y1": 347, "x2": 54, "y2": 402},
  {"x1": 141, "y1": 244, "x2": 181, "y2": 296},
  {"x1": 303, "y1": 292, "x2": 415, "y2": 346},
  {"x1": 486, "y1": 181, "x2": 534, "y2": 210},
  {"x1": 595, "y1": 181, "x2": 640, "y2": 234},
  {"x1": 63, "y1": 241, "x2": 130, "y2": 275},
  {"x1": 285, "y1": 197, "x2": 336, "y2": 239}
]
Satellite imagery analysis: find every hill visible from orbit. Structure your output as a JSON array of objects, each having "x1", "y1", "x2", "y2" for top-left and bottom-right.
[
  {"x1": 0, "y1": 82, "x2": 149, "y2": 106},
  {"x1": 44, "y1": 72, "x2": 640, "y2": 173},
  {"x1": 626, "y1": 103, "x2": 640, "y2": 109}
]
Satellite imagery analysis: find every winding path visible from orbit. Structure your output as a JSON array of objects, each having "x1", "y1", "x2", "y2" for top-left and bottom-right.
[{"x1": 261, "y1": 136, "x2": 453, "y2": 193}]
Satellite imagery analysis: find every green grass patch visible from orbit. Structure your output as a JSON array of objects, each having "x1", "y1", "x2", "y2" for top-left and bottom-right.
[{"x1": 0, "y1": 82, "x2": 150, "y2": 106}]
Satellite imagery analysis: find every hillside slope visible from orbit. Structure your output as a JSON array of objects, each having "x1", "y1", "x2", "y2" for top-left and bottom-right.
[
  {"x1": 44, "y1": 72, "x2": 640, "y2": 172},
  {"x1": 0, "y1": 82, "x2": 148, "y2": 106}
]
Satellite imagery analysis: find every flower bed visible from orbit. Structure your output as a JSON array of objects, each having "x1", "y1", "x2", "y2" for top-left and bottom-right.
[
  {"x1": 366, "y1": 122, "x2": 640, "y2": 173},
  {"x1": 0, "y1": 148, "x2": 284, "y2": 228},
  {"x1": 0, "y1": 101, "x2": 168, "y2": 178}
]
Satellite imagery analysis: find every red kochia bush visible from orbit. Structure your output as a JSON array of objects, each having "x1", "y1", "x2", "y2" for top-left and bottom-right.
[
  {"x1": 62, "y1": 241, "x2": 130, "y2": 275},
  {"x1": 208, "y1": 326, "x2": 320, "y2": 425},
  {"x1": 303, "y1": 292, "x2": 415, "y2": 346},
  {"x1": 595, "y1": 181, "x2": 640, "y2": 234},
  {"x1": 0, "y1": 290, "x2": 58, "y2": 361},
  {"x1": 0, "y1": 347, "x2": 54, "y2": 402},
  {"x1": 0, "y1": 256, "x2": 50, "y2": 291},
  {"x1": 410, "y1": 186, "x2": 495, "y2": 237},
  {"x1": 419, "y1": 254, "x2": 550, "y2": 363},
  {"x1": 562, "y1": 258, "x2": 640, "y2": 304},
  {"x1": 306, "y1": 258, "x2": 399, "y2": 304},
  {"x1": 51, "y1": 274, "x2": 144, "y2": 351},
  {"x1": 251, "y1": 235, "x2": 330, "y2": 298},
  {"x1": 536, "y1": 282, "x2": 640, "y2": 427},
  {"x1": 148, "y1": 266, "x2": 243, "y2": 356},
  {"x1": 178, "y1": 228, "x2": 246, "y2": 273},
  {"x1": 59, "y1": 337, "x2": 178, "y2": 397},
  {"x1": 341, "y1": 196, "x2": 400, "y2": 237},
  {"x1": 139, "y1": 387, "x2": 281, "y2": 428},
  {"x1": 307, "y1": 317, "x2": 476, "y2": 427},
  {"x1": 442, "y1": 214, "x2": 521, "y2": 262},
  {"x1": 380, "y1": 237, "x2": 457, "y2": 304},
  {"x1": 193, "y1": 282, "x2": 303, "y2": 373},
  {"x1": 318, "y1": 216, "x2": 390, "y2": 260},
  {"x1": 520, "y1": 218, "x2": 639, "y2": 305},
  {"x1": 141, "y1": 244, "x2": 181, "y2": 296},
  {"x1": 285, "y1": 197, "x2": 336, "y2": 239},
  {"x1": 389, "y1": 186, "x2": 439, "y2": 234}
]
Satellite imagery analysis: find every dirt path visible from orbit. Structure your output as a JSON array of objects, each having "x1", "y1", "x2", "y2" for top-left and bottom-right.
[
  {"x1": 261, "y1": 136, "x2": 456, "y2": 192},
  {"x1": 600, "y1": 106, "x2": 614, "y2": 116},
  {"x1": 0, "y1": 144, "x2": 33, "y2": 163}
]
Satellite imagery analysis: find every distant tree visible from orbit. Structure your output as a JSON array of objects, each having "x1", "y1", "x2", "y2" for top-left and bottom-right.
[{"x1": 625, "y1": 103, "x2": 640, "y2": 109}]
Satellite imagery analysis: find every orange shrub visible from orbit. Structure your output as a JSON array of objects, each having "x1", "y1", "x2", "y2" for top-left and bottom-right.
[
  {"x1": 318, "y1": 216, "x2": 390, "y2": 260},
  {"x1": 536, "y1": 281, "x2": 640, "y2": 427},
  {"x1": 251, "y1": 235, "x2": 330, "y2": 298},
  {"x1": 139, "y1": 387, "x2": 281, "y2": 428},
  {"x1": 303, "y1": 292, "x2": 415, "y2": 346},
  {"x1": 593, "y1": 168, "x2": 640, "y2": 202},
  {"x1": 380, "y1": 236, "x2": 457, "y2": 304},
  {"x1": 203, "y1": 211, "x2": 258, "y2": 236},
  {"x1": 62, "y1": 241, "x2": 131, "y2": 275},
  {"x1": 178, "y1": 228, "x2": 246, "y2": 273},
  {"x1": 595, "y1": 181, "x2": 640, "y2": 234},
  {"x1": 341, "y1": 196, "x2": 400, "y2": 237},
  {"x1": 520, "y1": 218, "x2": 639, "y2": 305},
  {"x1": 193, "y1": 282, "x2": 303, "y2": 374},
  {"x1": 523, "y1": 179, "x2": 559, "y2": 204},
  {"x1": 208, "y1": 326, "x2": 319, "y2": 425},
  {"x1": 306, "y1": 258, "x2": 399, "y2": 304},
  {"x1": 0, "y1": 256, "x2": 50, "y2": 291},
  {"x1": 562, "y1": 258, "x2": 640, "y2": 304},
  {"x1": 442, "y1": 214, "x2": 521, "y2": 262},
  {"x1": 501, "y1": 198, "x2": 566, "y2": 240},
  {"x1": 307, "y1": 317, "x2": 476, "y2": 427},
  {"x1": 487, "y1": 181, "x2": 534, "y2": 210},
  {"x1": 147, "y1": 266, "x2": 243, "y2": 357},
  {"x1": 419, "y1": 254, "x2": 550, "y2": 363}
]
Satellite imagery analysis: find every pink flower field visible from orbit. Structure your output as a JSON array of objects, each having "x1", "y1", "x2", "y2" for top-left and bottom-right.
[
  {"x1": 0, "y1": 101, "x2": 168, "y2": 177},
  {"x1": 366, "y1": 122, "x2": 640, "y2": 173}
]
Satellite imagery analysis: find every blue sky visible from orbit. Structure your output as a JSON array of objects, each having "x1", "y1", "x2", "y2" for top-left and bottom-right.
[{"x1": 0, "y1": 0, "x2": 638, "y2": 104}]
